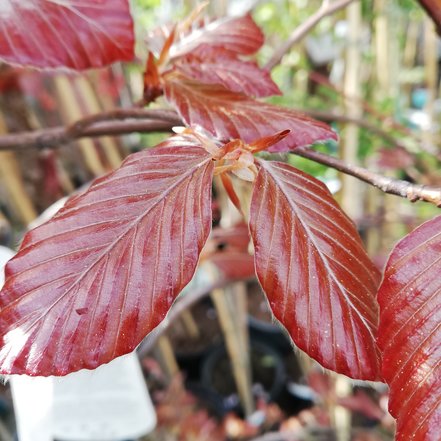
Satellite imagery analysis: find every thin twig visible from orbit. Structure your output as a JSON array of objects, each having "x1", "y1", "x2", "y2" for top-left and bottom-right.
[
  {"x1": 299, "y1": 108, "x2": 408, "y2": 149},
  {"x1": 0, "y1": 108, "x2": 180, "y2": 151},
  {"x1": 309, "y1": 71, "x2": 441, "y2": 159},
  {"x1": 0, "y1": 107, "x2": 439, "y2": 206},
  {"x1": 294, "y1": 147, "x2": 441, "y2": 206},
  {"x1": 265, "y1": 0, "x2": 356, "y2": 71}
]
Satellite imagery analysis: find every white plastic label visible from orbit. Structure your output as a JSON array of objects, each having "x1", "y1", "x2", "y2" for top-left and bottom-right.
[
  {"x1": 1, "y1": 246, "x2": 156, "y2": 441},
  {"x1": 52, "y1": 353, "x2": 156, "y2": 441}
]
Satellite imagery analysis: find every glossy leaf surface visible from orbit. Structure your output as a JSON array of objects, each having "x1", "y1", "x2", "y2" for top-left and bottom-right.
[
  {"x1": 148, "y1": 14, "x2": 263, "y2": 59},
  {"x1": 377, "y1": 215, "x2": 441, "y2": 440},
  {"x1": 0, "y1": 0, "x2": 134, "y2": 69},
  {"x1": 249, "y1": 160, "x2": 381, "y2": 379},
  {"x1": 164, "y1": 74, "x2": 337, "y2": 151},
  {"x1": 0, "y1": 136, "x2": 213, "y2": 375},
  {"x1": 175, "y1": 49, "x2": 281, "y2": 97}
]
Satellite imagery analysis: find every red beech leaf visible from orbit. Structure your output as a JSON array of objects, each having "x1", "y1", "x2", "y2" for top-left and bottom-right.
[
  {"x1": 175, "y1": 49, "x2": 281, "y2": 97},
  {"x1": 149, "y1": 14, "x2": 264, "y2": 60},
  {"x1": 220, "y1": 173, "x2": 244, "y2": 215},
  {"x1": 0, "y1": 0, "x2": 134, "y2": 69},
  {"x1": 337, "y1": 390, "x2": 385, "y2": 421},
  {"x1": 377, "y1": 215, "x2": 441, "y2": 440},
  {"x1": 417, "y1": 1, "x2": 441, "y2": 35},
  {"x1": 144, "y1": 52, "x2": 163, "y2": 103},
  {"x1": 249, "y1": 160, "x2": 381, "y2": 379},
  {"x1": 164, "y1": 74, "x2": 337, "y2": 151},
  {"x1": 201, "y1": 223, "x2": 251, "y2": 261},
  {"x1": 209, "y1": 251, "x2": 255, "y2": 280},
  {"x1": 0, "y1": 136, "x2": 213, "y2": 376}
]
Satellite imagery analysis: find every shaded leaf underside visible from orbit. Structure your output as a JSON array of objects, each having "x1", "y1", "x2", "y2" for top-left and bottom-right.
[
  {"x1": 0, "y1": 0, "x2": 134, "y2": 69},
  {"x1": 377, "y1": 215, "x2": 441, "y2": 440},
  {"x1": 0, "y1": 136, "x2": 213, "y2": 375},
  {"x1": 164, "y1": 74, "x2": 337, "y2": 152},
  {"x1": 249, "y1": 160, "x2": 381, "y2": 380}
]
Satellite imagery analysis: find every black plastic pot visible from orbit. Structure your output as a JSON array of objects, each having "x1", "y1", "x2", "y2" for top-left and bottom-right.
[
  {"x1": 200, "y1": 339, "x2": 286, "y2": 412},
  {"x1": 168, "y1": 298, "x2": 222, "y2": 380},
  {"x1": 248, "y1": 314, "x2": 293, "y2": 355},
  {"x1": 247, "y1": 281, "x2": 293, "y2": 355},
  {"x1": 185, "y1": 382, "x2": 227, "y2": 419}
]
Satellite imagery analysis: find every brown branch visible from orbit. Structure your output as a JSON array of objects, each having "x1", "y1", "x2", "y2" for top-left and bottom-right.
[
  {"x1": 0, "y1": 108, "x2": 181, "y2": 151},
  {"x1": 294, "y1": 147, "x2": 441, "y2": 207},
  {"x1": 298, "y1": 108, "x2": 408, "y2": 149},
  {"x1": 265, "y1": 0, "x2": 356, "y2": 71},
  {"x1": 0, "y1": 104, "x2": 439, "y2": 206}
]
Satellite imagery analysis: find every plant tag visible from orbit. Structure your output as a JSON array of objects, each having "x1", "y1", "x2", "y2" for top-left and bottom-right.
[
  {"x1": 52, "y1": 352, "x2": 156, "y2": 441},
  {"x1": 1, "y1": 247, "x2": 156, "y2": 441},
  {"x1": 10, "y1": 349, "x2": 156, "y2": 441}
]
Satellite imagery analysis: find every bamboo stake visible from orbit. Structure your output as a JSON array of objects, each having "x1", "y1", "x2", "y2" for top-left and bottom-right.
[
  {"x1": 423, "y1": 18, "x2": 438, "y2": 147},
  {"x1": 403, "y1": 19, "x2": 419, "y2": 69},
  {"x1": 377, "y1": 3, "x2": 402, "y2": 253},
  {"x1": 207, "y1": 177, "x2": 254, "y2": 416},
  {"x1": 180, "y1": 309, "x2": 201, "y2": 339},
  {"x1": 0, "y1": 210, "x2": 11, "y2": 245},
  {"x1": 55, "y1": 156, "x2": 75, "y2": 195},
  {"x1": 76, "y1": 75, "x2": 123, "y2": 169},
  {"x1": 0, "y1": 114, "x2": 37, "y2": 225},
  {"x1": 339, "y1": 1, "x2": 363, "y2": 221},
  {"x1": 374, "y1": 0, "x2": 390, "y2": 94},
  {"x1": 53, "y1": 75, "x2": 105, "y2": 176},
  {"x1": 211, "y1": 285, "x2": 254, "y2": 416},
  {"x1": 334, "y1": 2, "x2": 364, "y2": 440},
  {"x1": 155, "y1": 335, "x2": 180, "y2": 380}
]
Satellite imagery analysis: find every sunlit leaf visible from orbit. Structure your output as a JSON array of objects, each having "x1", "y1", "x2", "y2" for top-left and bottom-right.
[
  {"x1": 249, "y1": 160, "x2": 381, "y2": 380},
  {"x1": 175, "y1": 47, "x2": 281, "y2": 97},
  {"x1": 148, "y1": 14, "x2": 264, "y2": 60},
  {"x1": 377, "y1": 215, "x2": 441, "y2": 440},
  {"x1": 0, "y1": 136, "x2": 213, "y2": 376},
  {"x1": 164, "y1": 73, "x2": 337, "y2": 151},
  {"x1": 0, "y1": 0, "x2": 134, "y2": 69}
]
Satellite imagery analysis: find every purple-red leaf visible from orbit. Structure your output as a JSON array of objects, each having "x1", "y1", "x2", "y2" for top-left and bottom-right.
[
  {"x1": 0, "y1": 136, "x2": 213, "y2": 376},
  {"x1": 377, "y1": 215, "x2": 441, "y2": 440},
  {"x1": 148, "y1": 14, "x2": 264, "y2": 60},
  {"x1": 175, "y1": 48, "x2": 281, "y2": 97},
  {"x1": 417, "y1": 1, "x2": 441, "y2": 35},
  {"x1": 249, "y1": 160, "x2": 381, "y2": 380},
  {"x1": 210, "y1": 251, "x2": 255, "y2": 280},
  {"x1": 164, "y1": 73, "x2": 337, "y2": 151},
  {"x1": 0, "y1": 0, "x2": 134, "y2": 69}
]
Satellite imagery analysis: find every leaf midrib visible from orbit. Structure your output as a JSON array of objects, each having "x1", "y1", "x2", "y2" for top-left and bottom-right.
[
  {"x1": 6, "y1": 154, "x2": 212, "y2": 338},
  {"x1": 260, "y1": 160, "x2": 377, "y2": 344}
]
